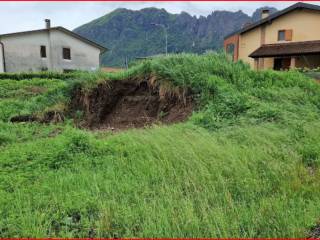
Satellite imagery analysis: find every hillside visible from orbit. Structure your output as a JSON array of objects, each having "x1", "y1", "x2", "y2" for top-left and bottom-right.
[
  {"x1": 74, "y1": 7, "x2": 276, "y2": 67},
  {"x1": 0, "y1": 54, "x2": 320, "y2": 237}
]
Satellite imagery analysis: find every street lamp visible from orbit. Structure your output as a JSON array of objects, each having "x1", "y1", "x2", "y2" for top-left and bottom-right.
[{"x1": 151, "y1": 23, "x2": 168, "y2": 56}]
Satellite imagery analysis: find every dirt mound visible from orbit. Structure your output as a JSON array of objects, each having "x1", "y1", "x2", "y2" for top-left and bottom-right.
[{"x1": 71, "y1": 77, "x2": 194, "y2": 130}]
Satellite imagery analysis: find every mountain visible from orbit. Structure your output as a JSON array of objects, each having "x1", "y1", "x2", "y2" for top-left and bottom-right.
[{"x1": 74, "y1": 7, "x2": 277, "y2": 67}]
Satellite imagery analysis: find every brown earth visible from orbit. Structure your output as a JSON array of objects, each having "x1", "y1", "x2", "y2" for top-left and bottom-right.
[
  {"x1": 10, "y1": 111, "x2": 64, "y2": 124},
  {"x1": 71, "y1": 77, "x2": 194, "y2": 130}
]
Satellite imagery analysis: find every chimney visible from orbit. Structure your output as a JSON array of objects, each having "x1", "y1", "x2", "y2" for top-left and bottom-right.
[
  {"x1": 261, "y1": 9, "x2": 270, "y2": 19},
  {"x1": 45, "y1": 19, "x2": 51, "y2": 29}
]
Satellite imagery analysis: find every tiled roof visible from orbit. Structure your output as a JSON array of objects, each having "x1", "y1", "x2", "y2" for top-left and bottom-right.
[
  {"x1": 249, "y1": 40, "x2": 320, "y2": 58},
  {"x1": 224, "y1": 2, "x2": 320, "y2": 39}
]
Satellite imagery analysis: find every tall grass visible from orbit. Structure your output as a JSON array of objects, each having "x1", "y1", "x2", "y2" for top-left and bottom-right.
[
  {"x1": 0, "y1": 78, "x2": 69, "y2": 121},
  {"x1": 0, "y1": 53, "x2": 319, "y2": 237},
  {"x1": 1, "y1": 123, "x2": 319, "y2": 237}
]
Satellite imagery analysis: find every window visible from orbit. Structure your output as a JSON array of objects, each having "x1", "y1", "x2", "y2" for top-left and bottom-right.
[
  {"x1": 63, "y1": 48, "x2": 71, "y2": 60},
  {"x1": 278, "y1": 30, "x2": 285, "y2": 41},
  {"x1": 278, "y1": 29, "x2": 293, "y2": 41},
  {"x1": 40, "y1": 45, "x2": 46, "y2": 58}
]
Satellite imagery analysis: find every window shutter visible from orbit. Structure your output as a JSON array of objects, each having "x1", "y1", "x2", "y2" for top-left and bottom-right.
[{"x1": 285, "y1": 29, "x2": 293, "y2": 41}]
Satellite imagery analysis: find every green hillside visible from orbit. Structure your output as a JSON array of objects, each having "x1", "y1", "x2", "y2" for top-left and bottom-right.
[
  {"x1": 0, "y1": 54, "x2": 320, "y2": 238},
  {"x1": 74, "y1": 8, "x2": 252, "y2": 67},
  {"x1": 73, "y1": 7, "x2": 278, "y2": 67}
]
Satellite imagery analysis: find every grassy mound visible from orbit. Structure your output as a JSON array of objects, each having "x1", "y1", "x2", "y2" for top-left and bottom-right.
[{"x1": 0, "y1": 53, "x2": 320, "y2": 238}]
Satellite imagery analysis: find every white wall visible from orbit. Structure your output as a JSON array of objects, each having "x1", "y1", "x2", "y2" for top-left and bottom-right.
[
  {"x1": 0, "y1": 29, "x2": 101, "y2": 72},
  {"x1": 0, "y1": 32, "x2": 50, "y2": 72},
  {"x1": 50, "y1": 29, "x2": 101, "y2": 72}
]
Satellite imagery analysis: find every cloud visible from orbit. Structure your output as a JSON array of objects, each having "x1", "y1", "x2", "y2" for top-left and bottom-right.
[{"x1": 0, "y1": 1, "x2": 318, "y2": 34}]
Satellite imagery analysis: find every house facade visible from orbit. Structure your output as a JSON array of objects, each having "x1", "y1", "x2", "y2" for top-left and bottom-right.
[
  {"x1": 224, "y1": 2, "x2": 320, "y2": 70},
  {"x1": 0, "y1": 20, "x2": 107, "y2": 73}
]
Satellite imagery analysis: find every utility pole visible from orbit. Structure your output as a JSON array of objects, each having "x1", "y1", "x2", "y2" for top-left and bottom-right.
[
  {"x1": 151, "y1": 23, "x2": 168, "y2": 56},
  {"x1": 125, "y1": 56, "x2": 128, "y2": 70}
]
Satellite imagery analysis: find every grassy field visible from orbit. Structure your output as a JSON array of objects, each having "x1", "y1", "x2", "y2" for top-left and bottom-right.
[{"x1": 0, "y1": 53, "x2": 320, "y2": 238}]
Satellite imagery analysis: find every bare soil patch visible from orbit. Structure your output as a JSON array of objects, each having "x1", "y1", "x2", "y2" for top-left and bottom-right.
[
  {"x1": 10, "y1": 111, "x2": 64, "y2": 124},
  {"x1": 71, "y1": 77, "x2": 194, "y2": 130}
]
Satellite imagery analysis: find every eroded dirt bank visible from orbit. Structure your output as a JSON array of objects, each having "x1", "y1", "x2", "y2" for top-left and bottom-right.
[{"x1": 71, "y1": 77, "x2": 194, "y2": 130}]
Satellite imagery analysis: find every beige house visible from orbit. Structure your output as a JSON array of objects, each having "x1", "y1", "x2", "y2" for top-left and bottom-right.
[
  {"x1": 224, "y1": 2, "x2": 320, "y2": 70},
  {"x1": 0, "y1": 20, "x2": 107, "y2": 73}
]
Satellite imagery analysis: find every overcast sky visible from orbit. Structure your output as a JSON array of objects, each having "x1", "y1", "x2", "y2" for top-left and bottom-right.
[{"x1": 0, "y1": 1, "x2": 319, "y2": 34}]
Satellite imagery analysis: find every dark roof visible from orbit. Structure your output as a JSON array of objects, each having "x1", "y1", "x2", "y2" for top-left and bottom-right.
[
  {"x1": 224, "y1": 2, "x2": 320, "y2": 39},
  {"x1": 0, "y1": 27, "x2": 107, "y2": 52},
  {"x1": 249, "y1": 40, "x2": 320, "y2": 58}
]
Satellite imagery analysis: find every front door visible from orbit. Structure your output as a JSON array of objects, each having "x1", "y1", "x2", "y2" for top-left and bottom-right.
[{"x1": 273, "y1": 58, "x2": 291, "y2": 70}]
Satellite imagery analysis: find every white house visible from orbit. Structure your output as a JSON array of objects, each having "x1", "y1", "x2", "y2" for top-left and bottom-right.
[{"x1": 0, "y1": 20, "x2": 107, "y2": 73}]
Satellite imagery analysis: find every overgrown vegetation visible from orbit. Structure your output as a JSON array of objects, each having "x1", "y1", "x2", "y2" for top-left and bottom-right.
[{"x1": 0, "y1": 53, "x2": 320, "y2": 238}]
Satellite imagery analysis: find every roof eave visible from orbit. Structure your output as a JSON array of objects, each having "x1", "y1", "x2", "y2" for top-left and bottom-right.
[
  {"x1": 250, "y1": 51, "x2": 320, "y2": 58},
  {"x1": 55, "y1": 27, "x2": 108, "y2": 52}
]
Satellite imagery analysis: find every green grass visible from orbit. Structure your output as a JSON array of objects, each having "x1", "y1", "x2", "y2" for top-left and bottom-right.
[
  {"x1": 0, "y1": 53, "x2": 319, "y2": 237},
  {"x1": 0, "y1": 78, "x2": 69, "y2": 121}
]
